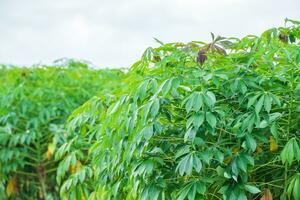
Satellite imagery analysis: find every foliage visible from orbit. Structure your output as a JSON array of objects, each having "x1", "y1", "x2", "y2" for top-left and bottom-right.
[
  {"x1": 57, "y1": 19, "x2": 300, "y2": 200},
  {"x1": 0, "y1": 63, "x2": 124, "y2": 199}
]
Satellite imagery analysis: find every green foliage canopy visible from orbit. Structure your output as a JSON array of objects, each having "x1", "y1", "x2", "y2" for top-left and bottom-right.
[
  {"x1": 57, "y1": 20, "x2": 300, "y2": 200},
  {"x1": 0, "y1": 63, "x2": 124, "y2": 199}
]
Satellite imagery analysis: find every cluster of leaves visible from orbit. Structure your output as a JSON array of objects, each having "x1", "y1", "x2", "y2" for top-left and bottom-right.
[
  {"x1": 0, "y1": 62, "x2": 124, "y2": 199},
  {"x1": 57, "y1": 19, "x2": 300, "y2": 200}
]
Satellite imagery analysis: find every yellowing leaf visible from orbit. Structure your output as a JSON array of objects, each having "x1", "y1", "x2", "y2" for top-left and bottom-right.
[
  {"x1": 184, "y1": 175, "x2": 189, "y2": 183},
  {"x1": 224, "y1": 157, "x2": 232, "y2": 164},
  {"x1": 260, "y1": 188, "x2": 273, "y2": 200},
  {"x1": 256, "y1": 143, "x2": 263, "y2": 154},
  {"x1": 232, "y1": 147, "x2": 239, "y2": 155},
  {"x1": 6, "y1": 177, "x2": 18, "y2": 197},
  {"x1": 69, "y1": 160, "x2": 82, "y2": 174},
  {"x1": 269, "y1": 136, "x2": 278, "y2": 152},
  {"x1": 46, "y1": 143, "x2": 56, "y2": 160},
  {"x1": 224, "y1": 147, "x2": 240, "y2": 164}
]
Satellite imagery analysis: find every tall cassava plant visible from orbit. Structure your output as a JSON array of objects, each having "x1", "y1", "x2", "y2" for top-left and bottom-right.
[
  {"x1": 57, "y1": 19, "x2": 300, "y2": 200},
  {"x1": 0, "y1": 63, "x2": 124, "y2": 199}
]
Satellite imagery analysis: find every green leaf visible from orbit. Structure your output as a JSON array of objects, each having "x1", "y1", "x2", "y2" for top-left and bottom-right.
[
  {"x1": 196, "y1": 182, "x2": 206, "y2": 195},
  {"x1": 281, "y1": 139, "x2": 297, "y2": 165},
  {"x1": 177, "y1": 182, "x2": 193, "y2": 200},
  {"x1": 245, "y1": 134, "x2": 257, "y2": 152},
  {"x1": 239, "y1": 82, "x2": 247, "y2": 94},
  {"x1": 293, "y1": 176, "x2": 300, "y2": 200},
  {"x1": 187, "y1": 115, "x2": 195, "y2": 129},
  {"x1": 269, "y1": 112, "x2": 282, "y2": 122},
  {"x1": 200, "y1": 151, "x2": 212, "y2": 164},
  {"x1": 293, "y1": 140, "x2": 300, "y2": 162},
  {"x1": 245, "y1": 185, "x2": 261, "y2": 194},
  {"x1": 206, "y1": 91, "x2": 216, "y2": 106},
  {"x1": 179, "y1": 85, "x2": 192, "y2": 92},
  {"x1": 143, "y1": 102, "x2": 152, "y2": 122},
  {"x1": 150, "y1": 98, "x2": 160, "y2": 118},
  {"x1": 296, "y1": 53, "x2": 300, "y2": 64},
  {"x1": 175, "y1": 146, "x2": 190, "y2": 159},
  {"x1": 203, "y1": 93, "x2": 213, "y2": 108},
  {"x1": 242, "y1": 113, "x2": 255, "y2": 133},
  {"x1": 255, "y1": 95, "x2": 265, "y2": 114},
  {"x1": 185, "y1": 94, "x2": 195, "y2": 113},
  {"x1": 238, "y1": 192, "x2": 247, "y2": 200},
  {"x1": 184, "y1": 128, "x2": 197, "y2": 142},
  {"x1": 236, "y1": 156, "x2": 247, "y2": 172},
  {"x1": 206, "y1": 112, "x2": 217, "y2": 128},
  {"x1": 287, "y1": 140, "x2": 296, "y2": 165},
  {"x1": 258, "y1": 120, "x2": 268, "y2": 128},
  {"x1": 264, "y1": 94, "x2": 271, "y2": 113},
  {"x1": 271, "y1": 94, "x2": 281, "y2": 106},
  {"x1": 141, "y1": 126, "x2": 154, "y2": 140},
  {"x1": 187, "y1": 184, "x2": 197, "y2": 200},
  {"x1": 161, "y1": 79, "x2": 172, "y2": 96},
  {"x1": 216, "y1": 166, "x2": 225, "y2": 177},
  {"x1": 231, "y1": 159, "x2": 239, "y2": 177},
  {"x1": 177, "y1": 154, "x2": 193, "y2": 176},
  {"x1": 215, "y1": 150, "x2": 224, "y2": 163},
  {"x1": 193, "y1": 113, "x2": 205, "y2": 129},
  {"x1": 270, "y1": 123, "x2": 279, "y2": 141},
  {"x1": 193, "y1": 154, "x2": 202, "y2": 173},
  {"x1": 247, "y1": 94, "x2": 260, "y2": 109},
  {"x1": 137, "y1": 80, "x2": 150, "y2": 100},
  {"x1": 193, "y1": 92, "x2": 203, "y2": 112}
]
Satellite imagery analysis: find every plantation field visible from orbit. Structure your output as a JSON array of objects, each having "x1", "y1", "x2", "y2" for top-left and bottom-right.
[{"x1": 0, "y1": 19, "x2": 300, "y2": 200}]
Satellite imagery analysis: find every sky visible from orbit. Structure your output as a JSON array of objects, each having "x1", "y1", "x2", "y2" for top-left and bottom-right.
[{"x1": 0, "y1": 0, "x2": 299, "y2": 68}]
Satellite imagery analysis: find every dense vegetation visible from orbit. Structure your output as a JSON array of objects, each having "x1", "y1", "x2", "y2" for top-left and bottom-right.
[
  {"x1": 0, "y1": 62, "x2": 124, "y2": 199},
  {"x1": 57, "y1": 19, "x2": 300, "y2": 200},
  {"x1": 1, "y1": 19, "x2": 299, "y2": 200}
]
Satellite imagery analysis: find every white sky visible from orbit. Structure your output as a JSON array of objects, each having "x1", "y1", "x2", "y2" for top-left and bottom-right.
[{"x1": 0, "y1": 0, "x2": 299, "y2": 68}]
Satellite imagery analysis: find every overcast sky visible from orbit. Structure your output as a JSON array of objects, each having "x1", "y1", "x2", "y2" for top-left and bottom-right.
[{"x1": 0, "y1": 0, "x2": 299, "y2": 68}]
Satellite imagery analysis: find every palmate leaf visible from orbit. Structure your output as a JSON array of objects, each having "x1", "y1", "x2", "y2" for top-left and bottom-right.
[
  {"x1": 176, "y1": 153, "x2": 202, "y2": 176},
  {"x1": 281, "y1": 138, "x2": 300, "y2": 166},
  {"x1": 177, "y1": 181, "x2": 206, "y2": 200},
  {"x1": 176, "y1": 154, "x2": 193, "y2": 176},
  {"x1": 184, "y1": 92, "x2": 203, "y2": 113},
  {"x1": 186, "y1": 112, "x2": 205, "y2": 130},
  {"x1": 247, "y1": 93, "x2": 261, "y2": 109}
]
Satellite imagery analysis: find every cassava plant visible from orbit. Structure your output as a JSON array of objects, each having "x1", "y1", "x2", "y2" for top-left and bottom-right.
[
  {"x1": 57, "y1": 19, "x2": 300, "y2": 200},
  {"x1": 0, "y1": 62, "x2": 124, "y2": 199}
]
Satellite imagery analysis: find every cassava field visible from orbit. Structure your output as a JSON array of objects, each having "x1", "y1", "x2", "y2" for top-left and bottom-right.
[{"x1": 0, "y1": 19, "x2": 299, "y2": 200}]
